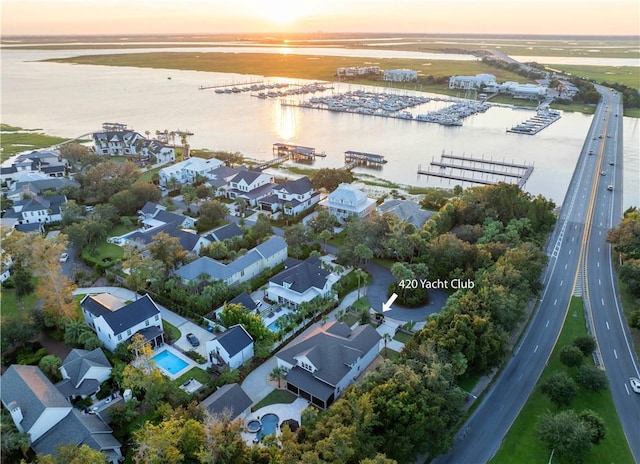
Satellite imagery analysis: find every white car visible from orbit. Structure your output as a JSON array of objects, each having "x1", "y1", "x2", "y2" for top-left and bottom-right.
[
  {"x1": 59, "y1": 253, "x2": 69, "y2": 263},
  {"x1": 630, "y1": 377, "x2": 640, "y2": 394}
]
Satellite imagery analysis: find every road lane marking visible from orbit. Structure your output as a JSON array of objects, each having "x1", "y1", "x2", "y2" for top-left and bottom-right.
[
  {"x1": 569, "y1": 250, "x2": 572, "y2": 255},
  {"x1": 598, "y1": 248, "x2": 600, "y2": 253},
  {"x1": 598, "y1": 279, "x2": 601, "y2": 285},
  {"x1": 546, "y1": 320, "x2": 550, "y2": 327},
  {"x1": 534, "y1": 345, "x2": 539, "y2": 353},
  {"x1": 625, "y1": 384, "x2": 630, "y2": 395},
  {"x1": 554, "y1": 299, "x2": 558, "y2": 306},
  {"x1": 606, "y1": 322, "x2": 610, "y2": 330},
  {"x1": 601, "y1": 298, "x2": 605, "y2": 306},
  {"x1": 560, "y1": 280, "x2": 563, "y2": 286},
  {"x1": 565, "y1": 264, "x2": 568, "y2": 269},
  {"x1": 597, "y1": 262, "x2": 600, "y2": 267},
  {"x1": 614, "y1": 349, "x2": 618, "y2": 359}
]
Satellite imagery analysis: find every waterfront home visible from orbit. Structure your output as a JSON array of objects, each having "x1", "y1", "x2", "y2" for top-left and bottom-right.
[
  {"x1": 259, "y1": 176, "x2": 321, "y2": 215},
  {"x1": 266, "y1": 256, "x2": 339, "y2": 308},
  {"x1": 137, "y1": 139, "x2": 175, "y2": 164},
  {"x1": 0, "y1": 365, "x2": 122, "y2": 463},
  {"x1": 383, "y1": 69, "x2": 418, "y2": 82},
  {"x1": 276, "y1": 321, "x2": 381, "y2": 409},
  {"x1": 200, "y1": 383, "x2": 252, "y2": 419},
  {"x1": 93, "y1": 129, "x2": 144, "y2": 156},
  {"x1": 174, "y1": 235, "x2": 287, "y2": 286},
  {"x1": 55, "y1": 348, "x2": 112, "y2": 400},
  {"x1": 158, "y1": 156, "x2": 224, "y2": 187},
  {"x1": 448, "y1": 73, "x2": 497, "y2": 90},
  {"x1": 2, "y1": 194, "x2": 66, "y2": 225},
  {"x1": 206, "y1": 324, "x2": 254, "y2": 369},
  {"x1": 0, "y1": 150, "x2": 66, "y2": 185},
  {"x1": 80, "y1": 293, "x2": 165, "y2": 352},
  {"x1": 319, "y1": 183, "x2": 376, "y2": 222},
  {"x1": 226, "y1": 170, "x2": 276, "y2": 207},
  {"x1": 4, "y1": 173, "x2": 78, "y2": 201},
  {"x1": 377, "y1": 198, "x2": 434, "y2": 229}
]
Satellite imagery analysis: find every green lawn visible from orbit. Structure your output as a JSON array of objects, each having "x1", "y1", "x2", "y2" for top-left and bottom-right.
[
  {"x1": 162, "y1": 320, "x2": 181, "y2": 343},
  {"x1": 490, "y1": 297, "x2": 634, "y2": 464},
  {"x1": 393, "y1": 331, "x2": 412, "y2": 344},
  {"x1": 0, "y1": 288, "x2": 39, "y2": 317},
  {"x1": 81, "y1": 242, "x2": 124, "y2": 268},
  {"x1": 380, "y1": 347, "x2": 400, "y2": 361},
  {"x1": 251, "y1": 388, "x2": 297, "y2": 412},
  {"x1": 172, "y1": 366, "x2": 212, "y2": 386},
  {"x1": 138, "y1": 166, "x2": 163, "y2": 184}
]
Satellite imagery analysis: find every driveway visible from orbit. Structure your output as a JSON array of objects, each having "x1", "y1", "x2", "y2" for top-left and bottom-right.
[{"x1": 241, "y1": 357, "x2": 276, "y2": 403}]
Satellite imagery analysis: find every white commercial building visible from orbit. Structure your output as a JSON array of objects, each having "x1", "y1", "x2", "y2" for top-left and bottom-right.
[{"x1": 448, "y1": 73, "x2": 497, "y2": 90}]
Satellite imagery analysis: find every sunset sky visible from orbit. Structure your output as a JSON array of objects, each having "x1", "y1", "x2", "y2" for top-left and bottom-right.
[{"x1": 2, "y1": 0, "x2": 639, "y2": 36}]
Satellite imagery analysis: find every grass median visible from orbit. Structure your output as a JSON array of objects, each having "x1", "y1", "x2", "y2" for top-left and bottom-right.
[{"x1": 490, "y1": 297, "x2": 634, "y2": 464}]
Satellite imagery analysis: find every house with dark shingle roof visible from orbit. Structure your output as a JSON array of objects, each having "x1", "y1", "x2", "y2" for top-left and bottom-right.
[
  {"x1": 266, "y1": 256, "x2": 340, "y2": 308},
  {"x1": 200, "y1": 383, "x2": 252, "y2": 419},
  {"x1": 226, "y1": 170, "x2": 276, "y2": 206},
  {"x1": 205, "y1": 324, "x2": 254, "y2": 369},
  {"x1": 259, "y1": 176, "x2": 321, "y2": 215},
  {"x1": 174, "y1": 235, "x2": 287, "y2": 286},
  {"x1": 276, "y1": 321, "x2": 381, "y2": 409},
  {"x1": 55, "y1": 348, "x2": 112, "y2": 400},
  {"x1": 3, "y1": 194, "x2": 66, "y2": 225},
  {"x1": 204, "y1": 222, "x2": 243, "y2": 243},
  {"x1": 80, "y1": 293, "x2": 164, "y2": 352},
  {"x1": 0, "y1": 365, "x2": 122, "y2": 463}
]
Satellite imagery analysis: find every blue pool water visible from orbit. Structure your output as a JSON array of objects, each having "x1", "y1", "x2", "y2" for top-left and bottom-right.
[
  {"x1": 257, "y1": 413, "x2": 279, "y2": 441},
  {"x1": 151, "y1": 350, "x2": 188, "y2": 375},
  {"x1": 267, "y1": 319, "x2": 281, "y2": 332}
]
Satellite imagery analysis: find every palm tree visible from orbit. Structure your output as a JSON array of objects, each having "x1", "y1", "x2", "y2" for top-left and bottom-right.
[
  {"x1": 64, "y1": 318, "x2": 87, "y2": 345},
  {"x1": 382, "y1": 333, "x2": 392, "y2": 359},
  {"x1": 354, "y1": 268, "x2": 368, "y2": 299},
  {"x1": 269, "y1": 366, "x2": 287, "y2": 389}
]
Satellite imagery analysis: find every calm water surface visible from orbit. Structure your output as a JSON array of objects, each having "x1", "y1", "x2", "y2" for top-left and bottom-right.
[{"x1": 2, "y1": 49, "x2": 638, "y2": 209}]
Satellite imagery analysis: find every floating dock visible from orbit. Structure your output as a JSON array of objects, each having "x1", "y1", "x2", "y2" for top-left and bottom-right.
[
  {"x1": 255, "y1": 143, "x2": 323, "y2": 171},
  {"x1": 418, "y1": 152, "x2": 534, "y2": 188},
  {"x1": 507, "y1": 109, "x2": 561, "y2": 135}
]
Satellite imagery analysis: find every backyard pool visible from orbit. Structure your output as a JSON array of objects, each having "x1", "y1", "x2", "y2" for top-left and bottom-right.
[
  {"x1": 152, "y1": 350, "x2": 189, "y2": 375},
  {"x1": 267, "y1": 319, "x2": 282, "y2": 333},
  {"x1": 257, "y1": 413, "x2": 279, "y2": 441}
]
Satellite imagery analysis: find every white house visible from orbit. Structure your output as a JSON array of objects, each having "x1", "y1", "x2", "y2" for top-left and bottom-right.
[
  {"x1": 138, "y1": 139, "x2": 175, "y2": 164},
  {"x1": 174, "y1": 235, "x2": 288, "y2": 286},
  {"x1": 226, "y1": 170, "x2": 276, "y2": 206},
  {"x1": 80, "y1": 293, "x2": 165, "y2": 352},
  {"x1": 206, "y1": 324, "x2": 254, "y2": 369},
  {"x1": 383, "y1": 69, "x2": 418, "y2": 82},
  {"x1": 55, "y1": 348, "x2": 112, "y2": 400},
  {"x1": 0, "y1": 150, "x2": 66, "y2": 185},
  {"x1": 266, "y1": 256, "x2": 340, "y2": 308},
  {"x1": 319, "y1": 183, "x2": 376, "y2": 222},
  {"x1": 0, "y1": 365, "x2": 122, "y2": 463},
  {"x1": 2, "y1": 194, "x2": 66, "y2": 225},
  {"x1": 93, "y1": 129, "x2": 144, "y2": 156},
  {"x1": 276, "y1": 321, "x2": 381, "y2": 409},
  {"x1": 158, "y1": 156, "x2": 224, "y2": 187},
  {"x1": 259, "y1": 176, "x2": 321, "y2": 215}
]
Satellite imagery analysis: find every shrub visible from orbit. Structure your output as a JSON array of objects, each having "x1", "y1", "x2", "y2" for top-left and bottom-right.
[
  {"x1": 539, "y1": 371, "x2": 577, "y2": 407},
  {"x1": 16, "y1": 347, "x2": 48, "y2": 365},
  {"x1": 576, "y1": 365, "x2": 608, "y2": 392},
  {"x1": 572, "y1": 335, "x2": 597, "y2": 356},
  {"x1": 559, "y1": 345, "x2": 584, "y2": 368},
  {"x1": 185, "y1": 350, "x2": 206, "y2": 364}
]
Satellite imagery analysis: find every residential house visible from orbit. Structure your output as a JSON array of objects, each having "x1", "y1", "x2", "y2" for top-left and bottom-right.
[
  {"x1": 0, "y1": 365, "x2": 122, "y2": 463},
  {"x1": 259, "y1": 176, "x2": 320, "y2": 215},
  {"x1": 158, "y1": 157, "x2": 224, "y2": 187},
  {"x1": 1, "y1": 150, "x2": 66, "y2": 185},
  {"x1": 4, "y1": 174, "x2": 79, "y2": 201},
  {"x1": 55, "y1": 348, "x2": 112, "y2": 400},
  {"x1": 80, "y1": 293, "x2": 164, "y2": 352},
  {"x1": 226, "y1": 170, "x2": 276, "y2": 207},
  {"x1": 266, "y1": 256, "x2": 340, "y2": 308},
  {"x1": 200, "y1": 383, "x2": 252, "y2": 419},
  {"x1": 203, "y1": 222, "x2": 243, "y2": 243},
  {"x1": 93, "y1": 129, "x2": 143, "y2": 155},
  {"x1": 319, "y1": 183, "x2": 376, "y2": 222},
  {"x1": 2, "y1": 194, "x2": 66, "y2": 225},
  {"x1": 276, "y1": 321, "x2": 381, "y2": 409},
  {"x1": 205, "y1": 324, "x2": 254, "y2": 369},
  {"x1": 204, "y1": 165, "x2": 248, "y2": 196},
  {"x1": 174, "y1": 235, "x2": 287, "y2": 286},
  {"x1": 377, "y1": 199, "x2": 434, "y2": 229},
  {"x1": 137, "y1": 139, "x2": 175, "y2": 164}
]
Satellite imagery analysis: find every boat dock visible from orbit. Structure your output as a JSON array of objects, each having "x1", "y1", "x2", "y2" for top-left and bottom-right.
[
  {"x1": 342, "y1": 151, "x2": 388, "y2": 170},
  {"x1": 417, "y1": 152, "x2": 534, "y2": 188},
  {"x1": 507, "y1": 108, "x2": 561, "y2": 135},
  {"x1": 255, "y1": 143, "x2": 322, "y2": 170},
  {"x1": 199, "y1": 80, "x2": 264, "y2": 91}
]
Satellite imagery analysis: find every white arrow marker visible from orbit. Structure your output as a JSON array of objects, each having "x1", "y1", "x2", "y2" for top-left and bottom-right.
[{"x1": 382, "y1": 293, "x2": 398, "y2": 312}]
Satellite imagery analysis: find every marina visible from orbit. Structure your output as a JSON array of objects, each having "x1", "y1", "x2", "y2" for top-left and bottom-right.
[
  {"x1": 507, "y1": 108, "x2": 561, "y2": 135},
  {"x1": 417, "y1": 152, "x2": 534, "y2": 188}
]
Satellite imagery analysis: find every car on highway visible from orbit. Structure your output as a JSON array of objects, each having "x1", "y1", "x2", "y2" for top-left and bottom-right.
[
  {"x1": 600, "y1": 171, "x2": 606, "y2": 176},
  {"x1": 598, "y1": 135, "x2": 603, "y2": 139},
  {"x1": 186, "y1": 333, "x2": 200, "y2": 347},
  {"x1": 606, "y1": 185, "x2": 613, "y2": 191},
  {"x1": 59, "y1": 253, "x2": 69, "y2": 263},
  {"x1": 588, "y1": 150, "x2": 594, "y2": 155},
  {"x1": 630, "y1": 377, "x2": 640, "y2": 394},
  {"x1": 609, "y1": 161, "x2": 615, "y2": 166},
  {"x1": 607, "y1": 134, "x2": 612, "y2": 138}
]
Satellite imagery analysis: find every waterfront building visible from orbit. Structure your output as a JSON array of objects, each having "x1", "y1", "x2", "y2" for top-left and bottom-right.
[
  {"x1": 383, "y1": 69, "x2": 418, "y2": 82},
  {"x1": 448, "y1": 73, "x2": 497, "y2": 90},
  {"x1": 319, "y1": 183, "x2": 376, "y2": 222}
]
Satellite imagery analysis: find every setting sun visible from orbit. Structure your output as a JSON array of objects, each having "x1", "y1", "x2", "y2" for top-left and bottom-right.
[{"x1": 257, "y1": 0, "x2": 315, "y2": 26}]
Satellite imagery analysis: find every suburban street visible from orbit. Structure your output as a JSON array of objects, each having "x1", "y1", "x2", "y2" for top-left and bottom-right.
[{"x1": 433, "y1": 87, "x2": 633, "y2": 463}]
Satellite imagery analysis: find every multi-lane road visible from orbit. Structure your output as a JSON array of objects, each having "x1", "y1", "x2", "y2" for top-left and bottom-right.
[{"x1": 434, "y1": 86, "x2": 638, "y2": 464}]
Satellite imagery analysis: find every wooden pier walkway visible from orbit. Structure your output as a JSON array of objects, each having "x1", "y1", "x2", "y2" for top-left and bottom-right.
[
  {"x1": 418, "y1": 151, "x2": 534, "y2": 188},
  {"x1": 341, "y1": 151, "x2": 387, "y2": 170},
  {"x1": 198, "y1": 80, "x2": 263, "y2": 90}
]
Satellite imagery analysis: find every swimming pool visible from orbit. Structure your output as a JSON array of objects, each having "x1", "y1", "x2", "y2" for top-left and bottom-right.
[
  {"x1": 257, "y1": 413, "x2": 279, "y2": 441},
  {"x1": 267, "y1": 319, "x2": 281, "y2": 333},
  {"x1": 151, "y1": 350, "x2": 189, "y2": 375}
]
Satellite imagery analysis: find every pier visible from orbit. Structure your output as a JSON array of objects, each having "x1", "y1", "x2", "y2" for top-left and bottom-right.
[
  {"x1": 198, "y1": 80, "x2": 264, "y2": 91},
  {"x1": 417, "y1": 152, "x2": 534, "y2": 188},
  {"x1": 342, "y1": 151, "x2": 387, "y2": 170},
  {"x1": 255, "y1": 143, "x2": 322, "y2": 171}
]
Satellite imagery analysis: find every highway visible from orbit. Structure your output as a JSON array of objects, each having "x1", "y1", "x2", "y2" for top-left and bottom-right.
[
  {"x1": 433, "y1": 87, "x2": 635, "y2": 463},
  {"x1": 584, "y1": 85, "x2": 640, "y2": 461}
]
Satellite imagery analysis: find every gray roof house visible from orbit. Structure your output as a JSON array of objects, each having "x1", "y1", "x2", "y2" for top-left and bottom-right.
[
  {"x1": 204, "y1": 222, "x2": 243, "y2": 242},
  {"x1": 205, "y1": 324, "x2": 254, "y2": 369},
  {"x1": 200, "y1": 383, "x2": 252, "y2": 419},
  {"x1": 266, "y1": 256, "x2": 340, "y2": 308},
  {"x1": 276, "y1": 322, "x2": 381, "y2": 409},
  {"x1": 0, "y1": 365, "x2": 122, "y2": 463},
  {"x1": 319, "y1": 183, "x2": 376, "y2": 222},
  {"x1": 226, "y1": 170, "x2": 276, "y2": 207},
  {"x1": 55, "y1": 348, "x2": 112, "y2": 399},
  {"x1": 259, "y1": 176, "x2": 321, "y2": 215},
  {"x1": 377, "y1": 198, "x2": 434, "y2": 229},
  {"x1": 175, "y1": 235, "x2": 287, "y2": 286}
]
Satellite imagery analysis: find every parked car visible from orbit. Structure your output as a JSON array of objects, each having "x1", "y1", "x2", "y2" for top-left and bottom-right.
[
  {"x1": 630, "y1": 377, "x2": 640, "y2": 394},
  {"x1": 186, "y1": 333, "x2": 200, "y2": 347},
  {"x1": 59, "y1": 253, "x2": 69, "y2": 263},
  {"x1": 255, "y1": 300, "x2": 263, "y2": 309}
]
